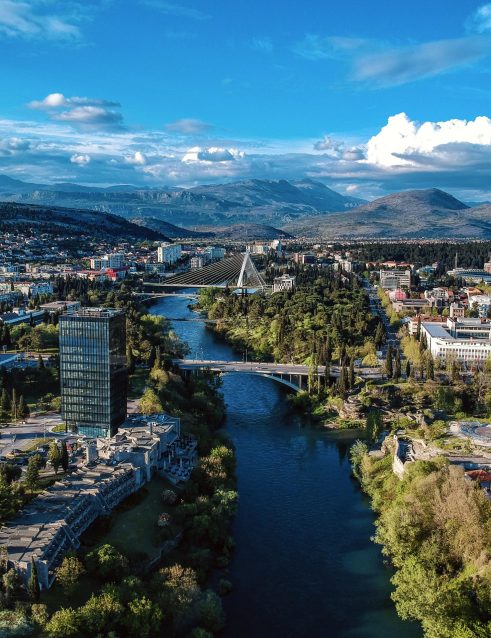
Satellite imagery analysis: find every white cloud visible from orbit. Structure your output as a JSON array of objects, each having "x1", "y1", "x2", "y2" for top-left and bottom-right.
[
  {"x1": 165, "y1": 118, "x2": 214, "y2": 134},
  {"x1": 366, "y1": 112, "x2": 491, "y2": 168},
  {"x1": 70, "y1": 153, "x2": 90, "y2": 165},
  {"x1": 124, "y1": 151, "x2": 147, "y2": 165},
  {"x1": 28, "y1": 93, "x2": 123, "y2": 129},
  {"x1": 0, "y1": 0, "x2": 82, "y2": 40},
  {"x1": 139, "y1": 0, "x2": 210, "y2": 20},
  {"x1": 182, "y1": 146, "x2": 245, "y2": 163},
  {"x1": 251, "y1": 37, "x2": 273, "y2": 53},
  {"x1": 467, "y1": 3, "x2": 491, "y2": 33},
  {"x1": 354, "y1": 36, "x2": 491, "y2": 87},
  {"x1": 29, "y1": 93, "x2": 120, "y2": 110},
  {"x1": 313, "y1": 135, "x2": 344, "y2": 156}
]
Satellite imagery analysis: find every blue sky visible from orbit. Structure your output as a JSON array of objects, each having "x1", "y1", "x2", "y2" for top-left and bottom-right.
[{"x1": 2, "y1": 0, "x2": 491, "y2": 199}]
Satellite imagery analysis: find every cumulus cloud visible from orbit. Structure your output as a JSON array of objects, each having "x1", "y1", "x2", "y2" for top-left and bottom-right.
[
  {"x1": 124, "y1": 151, "x2": 147, "y2": 165},
  {"x1": 182, "y1": 146, "x2": 245, "y2": 163},
  {"x1": 313, "y1": 135, "x2": 345, "y2": 156},
  {"x1": 0, "y1": 0, "x2": 83, "y2": 40},
  {"x1": 5, "y1": 108, "x2": 491, "y2": 200},
  {"x1": 28, "y1": 93, "x2": 123, "y2": 129},
  {"x1": 366, "y1": 112, "x2": 491, "y2": 168},
  {"x1": 165, "y1": 118, "x2": 214, "y2": 135},
  {"x1": 0, "y1": 137, "x2": 31, "y2": 155},
  {"x1": 139, "y1": 0, "x2": 210, "y2": 20},
  {"x1": 70, "y1": 153, "x2": 90, "y2": 165},
  {"x1": 29, "y1": 93, "x2": 120, "y2": 110}
]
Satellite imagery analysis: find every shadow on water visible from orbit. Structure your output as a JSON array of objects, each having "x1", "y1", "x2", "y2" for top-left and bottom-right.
[{"x1": 151, "y1": 296, "x2": 422, "y2": 638}]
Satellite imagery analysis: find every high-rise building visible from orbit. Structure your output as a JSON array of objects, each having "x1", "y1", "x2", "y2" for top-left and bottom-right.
[
  {"x1": 59, "y1": 308, "x2": 127, "y2": 437},
  {"x1": 157, "y1": 243, "x2": 182, "y2": 265}
]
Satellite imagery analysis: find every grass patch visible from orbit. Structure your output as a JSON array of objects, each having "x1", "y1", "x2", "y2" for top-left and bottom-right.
[
  {"x1": 128, "y1": 368, "x2": 149, "y2": 400},
  {"x1": 22, "y1": 437, "x2": 53, "y2": 451},
  {"x1": 82, "y1": 476, "x2": 174, "y2": 560},
  {"x1": 51, "y1": 423, "x2": 66, "y2": 432}
]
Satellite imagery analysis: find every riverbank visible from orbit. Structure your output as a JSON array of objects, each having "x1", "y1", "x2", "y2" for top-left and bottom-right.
[{"x1": 352, "y1": 442, "x2": 491, "y2": 638}]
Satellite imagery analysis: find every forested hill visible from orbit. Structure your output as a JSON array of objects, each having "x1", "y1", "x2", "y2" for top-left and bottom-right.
[{"x1": 0, "y1": 202, "x2": 168, "y2": 242}]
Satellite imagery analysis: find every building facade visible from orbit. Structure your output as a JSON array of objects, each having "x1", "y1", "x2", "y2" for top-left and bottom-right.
[
  {"x1": 379, "y1": 269, "x2": 411, "y2": 290},
  {"x1": 273, "y1": 274, "x2": 296, "y2": 293},
  {"x1": 59, "y1": 308, "x2": 127, "y2": 437},
  {"x1": 157, "y1": 243, "x2": 182, "y2": 265}
]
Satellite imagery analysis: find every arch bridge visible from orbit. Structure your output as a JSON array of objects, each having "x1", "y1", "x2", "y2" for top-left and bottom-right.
[{"x1": 173, "y1": 359, "x2": 381, "y2": 392}]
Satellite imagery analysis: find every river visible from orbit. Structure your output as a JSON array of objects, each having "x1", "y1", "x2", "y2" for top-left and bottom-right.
[{"x1": 151, "y1": 295, "x2": 421, "y2": 638}]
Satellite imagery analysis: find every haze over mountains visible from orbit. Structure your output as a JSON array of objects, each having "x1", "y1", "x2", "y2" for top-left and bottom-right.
[
  {"x1": 0, "y1": 175, "x2": 364, "y2": 228},
  {"x1": 291, "y1": 189, "x2": 491, "y2": 239},
  {"x1": 2, "y1": 174, "x2": 491, "y2": 239}
]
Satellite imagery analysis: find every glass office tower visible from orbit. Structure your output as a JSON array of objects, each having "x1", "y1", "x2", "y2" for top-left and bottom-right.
[{"x1": 59, "y1": 308, "x2": 127, "y2": 437}]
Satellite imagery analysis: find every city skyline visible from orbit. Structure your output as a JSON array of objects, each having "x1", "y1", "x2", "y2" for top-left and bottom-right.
[{"x1": 2, "y1": 0, "x2": 491, "y2": 199}]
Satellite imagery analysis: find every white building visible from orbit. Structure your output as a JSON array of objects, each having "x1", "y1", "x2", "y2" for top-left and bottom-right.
[
  {"x1": 204, "y1": 246, "x2": 225, "y2": 261},
  {"x1": 468, "y1": 295, "x2": 491, "y2": 317},
  {"x1": 90, "y1": 253, "x2": 125, "y2": 270},
  {"x1": 247, "y1": 243, "x2": 270, "y2": 255},
  {"x1": 379, "y1": 269, "x2": 411, "y2": 290},
  {"x1": 15, "y1": 281, "x2": 53, "y2": 297},
  {"x1": 273, "y1": 274, "x2": 296, "y2": 293},
  {"x1": 157, "y1": 243, "x2": 182, "y2": 265},
  {"x1": 421, "y1": 318, "x2": 491, "y2": 364}
]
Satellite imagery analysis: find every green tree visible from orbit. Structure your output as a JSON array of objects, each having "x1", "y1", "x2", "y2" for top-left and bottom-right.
[
  {"x1": 374, "y1": 322, "x2": 385, "y2": 349},
  {"x1": 0, "y1": 389, "x2": 10, "y2": 418},
  {"x1": 10, "y1": 388, "x2": 18, "y2": 421},
  {"x1": 45, "y1": 607, "x2": 81, "y2": 637},
  {"x1": 197, "y1": 590, "x2": 225, "y2": 633},
  {"x1": 385, "y1": 344, "x2": 393, "y2": 378},
  {"x1": 123, "y1": 596, "x2": 163, "y2": 638},
  {"x1": 24, "y1": 454, "x2": 41, "y2": 492},
  {"x1": 86, "y1": 544, "x2": 129, "y2": 581},
  {"x1": 2, "y1": 568, "x2": 22, "y2": 604},
  {"x1": 28, "y1": 557, "x2": 40, "y2": 602},
  {"x1": 348, "y1": 358, "x2": 355, "y2": 388},
  {"x1": 78, "y1": 591, "x2": 124, "y2": 635},
  {"x1": 393, "y1": 350, "x2": 401, "y2": 380},
  {"x1": 60, "y1": 441, "x2": 69, "y2": 473},
  {"x1": 17, "y1": 395, "x2": 29, "y2": 420},
  {"x1": 48, "y1": 441, "x2": 61, "y2": 475},
  {"x1": 426, "y1": 354, "x2": 435, "y2": 381},
  {"x1": 349, "y1": 440, "x2": 368, "y2": 481},
  {"x1": 56, "y1": 555, "x2": 85, "y2": 596}
]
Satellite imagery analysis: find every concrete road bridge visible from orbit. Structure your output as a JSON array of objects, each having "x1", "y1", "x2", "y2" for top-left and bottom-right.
[{"x1": 173, "y1": 359, "x2": 382, "y2": 392}]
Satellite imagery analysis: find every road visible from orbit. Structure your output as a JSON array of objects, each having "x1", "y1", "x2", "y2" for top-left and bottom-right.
[
  {"x1": 0, "y1": 413, "x2": 66, "y2": 456},
  {"x1": 363, "y1": 279, "x2": 401, "y2": 354}
]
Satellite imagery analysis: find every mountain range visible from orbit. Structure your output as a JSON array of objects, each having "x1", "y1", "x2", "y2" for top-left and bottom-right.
[
  {"x1": 289, "y1": 189, "x2": 491, "y2": 239},
  {"x1": 3, "y1": 174, "x2": 491, "y2": 239},
  {"x1": 0, "y1": 175, "x2": 364, "y2": 227}
]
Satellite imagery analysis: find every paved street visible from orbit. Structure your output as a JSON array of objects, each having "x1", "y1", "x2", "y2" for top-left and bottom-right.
[
  {"x1": 0, "y1": 413, "x2": 65, "y2": 456},
  {"x1": 363, "y1": 279, "x2": 401, "y2": 354}
]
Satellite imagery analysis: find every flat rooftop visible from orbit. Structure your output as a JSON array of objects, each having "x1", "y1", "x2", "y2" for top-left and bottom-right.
[{"x1": 60, "y1": 307, "x2": 124, "y2": 319}]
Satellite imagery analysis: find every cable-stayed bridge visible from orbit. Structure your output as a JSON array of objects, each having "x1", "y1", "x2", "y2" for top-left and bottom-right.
[{"x1": 144, "y1": 251, "x2": 267, "y2": 291}]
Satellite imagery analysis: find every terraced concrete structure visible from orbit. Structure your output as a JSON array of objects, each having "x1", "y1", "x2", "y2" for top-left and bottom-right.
[{"x1": 0, "y1": 463, "x2": 143, "y2": 590}]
